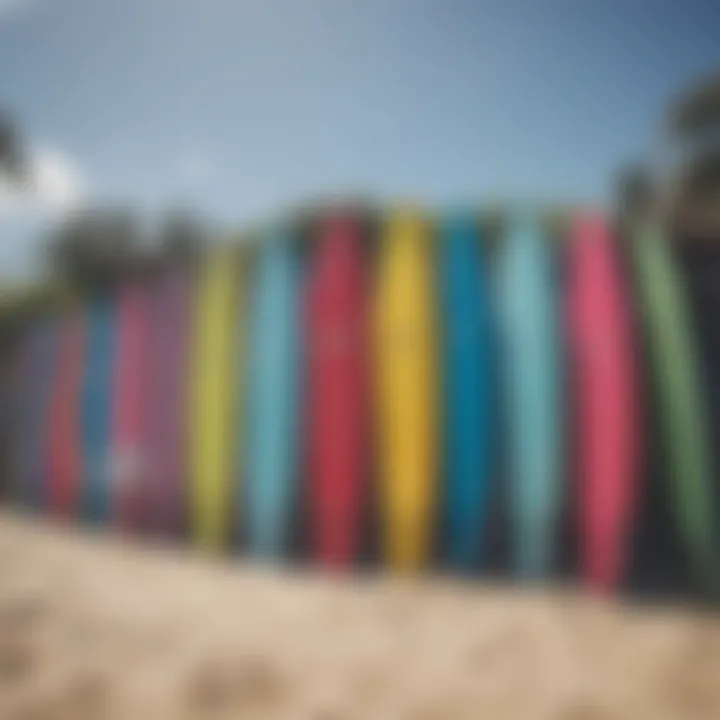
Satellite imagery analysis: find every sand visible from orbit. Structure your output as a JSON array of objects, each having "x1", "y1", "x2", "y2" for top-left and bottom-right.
[{"x1": 1, "y1": 511, "x2": 719, "y2": 720}]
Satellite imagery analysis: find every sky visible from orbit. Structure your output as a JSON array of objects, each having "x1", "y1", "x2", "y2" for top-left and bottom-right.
[{"x1": 0, "y1": 0, "x2": 718, "y2": 278}]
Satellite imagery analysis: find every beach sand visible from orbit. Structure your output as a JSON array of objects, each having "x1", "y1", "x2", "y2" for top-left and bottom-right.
[{"x1": 1, "y1": 510, "x2": 719, "y2": 720}]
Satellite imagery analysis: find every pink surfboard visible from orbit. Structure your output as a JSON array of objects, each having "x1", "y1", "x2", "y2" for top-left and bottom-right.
[
  {"x1": 111, "y1": 278, "x2": 152, "y2": 532},
  {"x1": 567, "y1": 212, "x2": 640, "y2": 592}
]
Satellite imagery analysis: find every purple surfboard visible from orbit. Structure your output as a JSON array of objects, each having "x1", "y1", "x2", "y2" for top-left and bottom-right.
[{"x1": 145, "y1": 265, "x2": 194, "y2": 536}]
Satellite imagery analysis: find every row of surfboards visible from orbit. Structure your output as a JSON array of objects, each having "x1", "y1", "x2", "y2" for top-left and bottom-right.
[{"x1": 6, "y1": 207, "x2": 719, "y2": 599}]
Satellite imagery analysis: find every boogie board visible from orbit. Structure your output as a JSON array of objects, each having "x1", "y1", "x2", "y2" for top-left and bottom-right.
[
  {"x1": 566, "y1": 213, "x2": 639, "y2": 592},
  {"x1": 630, "y1": 223, "x2": 716, "y2": 593},
  {"x1": 81, "y1": 295, "x2": 117, "y2": 523},
  {"x1": 496, "y1": 213, "x2": 563, "y2": 578},
  {"x1": 440, "y1": 213, "x2": 494, "y2": 571},
  {"x1": 47, "y1": 310, "x2": 85, "y2": 519},
  {"x1": 190, "y1": 248, "x2": 237, "y2": 551},
  {"x1": 111, "y1": 278, "x2": 152, "y2": 531},
  {"x1": 145, "y1": 264, "x2": 194, "y2": 536},
  {"x1": 306, "y1": 212, "x2": 367, "y2": 569},
  {"x1": 245, "y1": 229, "x2": 300, "y2": 559},
  {"x1": 374, "y1": 209, "x2": 438, "y2": 572}
]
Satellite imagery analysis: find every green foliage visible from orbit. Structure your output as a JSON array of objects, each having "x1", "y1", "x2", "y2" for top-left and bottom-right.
[{"x1": 47, "y1": 209, "x2": 141, "y2": 291}]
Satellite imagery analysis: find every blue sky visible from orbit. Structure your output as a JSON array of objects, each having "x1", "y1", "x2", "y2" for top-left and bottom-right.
[{"x1": 0, "y1": 0, "x2": 718, "y2": 277}]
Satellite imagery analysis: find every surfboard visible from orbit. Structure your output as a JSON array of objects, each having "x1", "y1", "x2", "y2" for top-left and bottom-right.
[
  {"x1": 0, "y1": 330, "x2": 24, "y2": 503},
  {"x1": 80, "y1": 295, "x2": 117, "y2": 523},
  {"x1": 15, "y1": 317, "x2": 58, "y2": 508},
  {"x1": 629, "y1": 223, "x2": 716, "y2": 593},
  {"x1": 233, "y1": 247, "x2": 250, "y2": 551},
  {"x1": 374, "y1": 209, "x2": 438, "y2": 572},
  {"x1": 111, "y1": 278, "x2": 152, "y2": 532},
  {"x1": 440, "y1": 212, "x2": 494, "y2": 571},
  {"x1": 145, "y1": 264, "x2": 194, "y2": 537},
  {"x1": 47, "y1": 309, "x2": 85, "y2": 519},
  {"x1": 566, "y1": 212, "x2": 639, "y2": 592},
  {"x1": 7, "y1": 330, "x2": 31, "y2": 503},
  {"x1": 496, "y1": 212, "x2": 563, "y2": 579},
  {"x1": 11, "y1": 323, "x2": 38, "y2": 505},
  {"x1": 306, "y1": 212, "x2": 367, "y2": 569},
  {"x1": 245, "y1": 229, "x2": 300, "y2": 560},
  {"x1": 189, "y1": 247, "x2": 237, "y2": 552},
  {"x1": 675, "y1": 240, "x2": 720, "y2": 591}
]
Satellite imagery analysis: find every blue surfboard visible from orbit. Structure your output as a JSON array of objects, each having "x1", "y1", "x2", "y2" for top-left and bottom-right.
[
  {"x1": 16, "y1": 317, "x2": 58, "y2": 508},
  {"x1": 80, "y1": 295, "x2": 117, "y2": 523},
  {"x1": 244, "y1": 229, "x2": 301, "y2": 559},
  {"x1": 441, "y1": 213, "x2": 494, "y2": 570},
  {"x1": 496, "y1": 213, "x2": 563, "y2": 578}
]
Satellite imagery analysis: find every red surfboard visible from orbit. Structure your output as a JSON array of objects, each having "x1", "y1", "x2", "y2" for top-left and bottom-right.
[
  {"x1": 111, "y1": 278, "x2": 152, "y2": 531},
  {"x1": 567, "y1": 212, "x2": 640, "y2": 592},
  {"x1": 306, "y1": 212, "x2": 368, "y2": 569},
  {"x1": 47, "y1": 310, "x2": 85, "y2": 519}
]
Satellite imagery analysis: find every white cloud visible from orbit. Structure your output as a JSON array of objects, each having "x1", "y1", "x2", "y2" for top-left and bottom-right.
[
  {"x1": 0, "y1": 146, "x2": 84, "y2": 218},
  {"x1": 32, "y1": 147, "x2": 84, "y2": 211},
  {"x1": 0, "y1": 145, "x2": 84, "y2": 281}
]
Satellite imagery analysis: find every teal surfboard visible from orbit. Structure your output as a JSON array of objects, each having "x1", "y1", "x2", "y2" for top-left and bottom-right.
[
  {"x1": 496, "y1": 213, "x2": 563, "y2": 578},
  {"x1": 244, "y1": 228, "x2": 301, "y2": 559},
  {"x1": 440, "y1": 213, "x2": 494, "y2": 570},
  {"x1": 80, "y1": 295, "x2": 117, "y2": 523}
]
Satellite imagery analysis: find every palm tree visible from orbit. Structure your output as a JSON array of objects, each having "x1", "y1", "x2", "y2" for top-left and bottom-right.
[
  {"x1": 616, "y1": 162, "x2": 655, "y2": 228},
  {"x1": 0, "y1": 114, "x2": 30, "y2": 189},
  {"x1": 666, "y1": 74, "x2": 720, "y2": 238}
]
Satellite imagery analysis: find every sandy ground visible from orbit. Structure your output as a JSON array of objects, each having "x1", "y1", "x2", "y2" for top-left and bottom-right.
[{"x1": 1, "y1": 512, "x2": 719, "y2": 720}]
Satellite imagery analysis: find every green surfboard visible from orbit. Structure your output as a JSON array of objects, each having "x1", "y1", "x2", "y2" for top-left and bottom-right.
[{"x1": 630, "y1": 222, "x2": 717, "y2": 594}]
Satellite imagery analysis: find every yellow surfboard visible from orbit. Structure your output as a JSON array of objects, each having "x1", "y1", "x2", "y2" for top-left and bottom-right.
[
  {"x1": 374, "y1": 209, "x2": 438, "y2": 571},
  {"x1": 189, "y1": 246, "x2": 240, "y2": 552}
]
